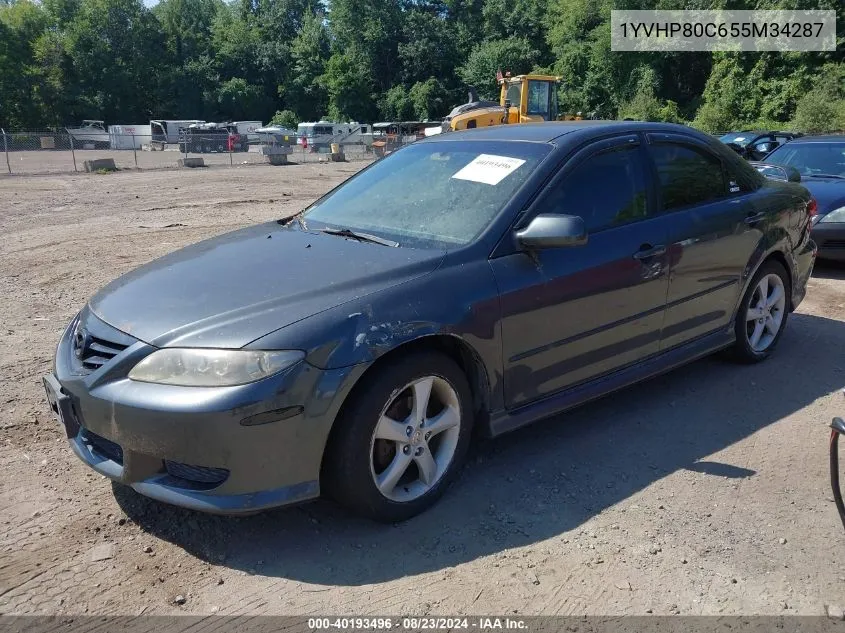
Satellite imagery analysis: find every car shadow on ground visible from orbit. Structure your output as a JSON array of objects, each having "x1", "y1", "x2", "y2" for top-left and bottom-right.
[
  {"x1": 812, "y1": 259, "x2": 845, "y2": 280},
  {"x1": 115, "y1": 312, "x2": 845, "y2": 586}
]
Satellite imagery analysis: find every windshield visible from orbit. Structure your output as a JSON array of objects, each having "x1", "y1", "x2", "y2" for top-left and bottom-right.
[
  {"x1": 302, "y1": 141, "x2": 549, "y2": 249},
  {"x1": 719, "y1": 133, "x2": 755, "y2": 147},
  {"x1": 764, "y1": 142, "x2": 845, "y2": 176}
]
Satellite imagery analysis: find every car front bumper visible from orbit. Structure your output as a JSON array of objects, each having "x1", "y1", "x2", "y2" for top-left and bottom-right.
[
  {"x1": 812, "y1": 222, "x2": 845, "y2": 262},
  {"x1": 43, "y1": 308, "x2": 366, "y2": 515}
]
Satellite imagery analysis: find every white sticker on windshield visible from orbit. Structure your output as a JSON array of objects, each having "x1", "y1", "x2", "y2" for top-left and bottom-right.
[
  {"x1": 733, "y1": 136, "x2": 746, "y2": 143},
  {"x1": 451, "y1": 154, "x2": 527, "y2": 185}
]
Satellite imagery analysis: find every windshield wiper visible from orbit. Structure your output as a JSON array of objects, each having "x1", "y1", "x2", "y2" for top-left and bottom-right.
[
  {"x1": 319, "y1": 227, "x2": 399, "y2": 247},
  {"x1": 807, "y1": 173, "x2": 845, "y2": 180}
]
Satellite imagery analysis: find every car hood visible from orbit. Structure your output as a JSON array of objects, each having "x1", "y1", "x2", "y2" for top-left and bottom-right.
[
  {"x1": 89, "y1": 222, "x2": 445, "y2": 348},
  {"x1": 798, "y1": 178, "x2": 845, "y2": 215}
]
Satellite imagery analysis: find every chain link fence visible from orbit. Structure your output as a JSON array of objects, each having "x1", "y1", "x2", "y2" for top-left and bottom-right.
[{"x1": 0, "y1": 128, "x2": 380, "y2": 176}]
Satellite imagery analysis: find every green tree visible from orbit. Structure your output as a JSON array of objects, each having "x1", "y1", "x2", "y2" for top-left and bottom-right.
[
  {"x1": 398, "y1": 11, "x2": 460, "y2": 87},
  {"x1": 328, "y1": 0, "x2": 403, "y2": 93},
  {"x1": 409, "y1": 78, "x2": 450, "y2": 120},
  {"x1": 285, "y1": 10, "x2": 329, "y2": 120},
  {"x1": 379, "y1": 84, "x2": 414, "y2": 120},
  {"x1": 63, "y1": 0, "x2": 167, "y2": 123},
  {"x1": 269, "y1": 108, "x2": 299, "y2": 130},
  {"x1": 217, "y1": 77, "x2": 271, "y2": 120},
  {"x1": 321, "y1": 52, "x2": 377, "y2": 122},
  {"x1": 459, "y1": 37, "x2": 541, "y2": 99},
  {"x1": 0, "y1": 0, "x2": 51, "y2": 128},
  {"x1": 792, "y1": 63, "x2": 845, "y2": 133}
]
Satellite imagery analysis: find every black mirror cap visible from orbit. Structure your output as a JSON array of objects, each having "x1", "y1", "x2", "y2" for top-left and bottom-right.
[
  {"x1": 515, "y1": 214, "x2": 588, "y2": 250},
  {"x1": 784, "y1": 165, "x2": 802, "y2": 183},
  {"x1": 832, "y1": 417, "x2": 845, "y2": 436}
]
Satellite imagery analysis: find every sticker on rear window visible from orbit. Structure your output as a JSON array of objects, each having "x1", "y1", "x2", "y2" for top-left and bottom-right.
[{"x1": 451, "y1": 154, "x2": 527, "y2": 185}]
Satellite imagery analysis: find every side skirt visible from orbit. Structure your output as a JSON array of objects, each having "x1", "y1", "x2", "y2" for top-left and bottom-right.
[{"x1": 487, "y1": 329, "x2": 735, "y2": 437}]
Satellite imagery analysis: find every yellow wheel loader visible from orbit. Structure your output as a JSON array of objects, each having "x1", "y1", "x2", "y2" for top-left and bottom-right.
[{"x1": 440, "y1": 73, "x2": 579, "y2": 133}]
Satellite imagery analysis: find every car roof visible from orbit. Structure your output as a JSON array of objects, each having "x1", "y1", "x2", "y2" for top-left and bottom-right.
[
  {"x1": 783, "y1": 135, "x2": 845, "y2": 143},
  {"x1": 419, "y1": 121, "x2": 704, "y2": 145}
]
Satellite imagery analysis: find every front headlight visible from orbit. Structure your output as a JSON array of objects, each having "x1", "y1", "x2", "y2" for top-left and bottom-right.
[
  {"x1": 128, "y1": 349, "x2": 305, "y2": 387},
  {"x1": 818, "y1": 206, "x2": 845, "y2": 224}
]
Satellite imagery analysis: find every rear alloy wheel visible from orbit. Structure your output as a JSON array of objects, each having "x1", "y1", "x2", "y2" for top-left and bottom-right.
[
  {"x1": 730, "y1": 261, "x2": 790, "y2": 363},
  {"x1": 324, "y1": 352, "x2": 473, "y2": 522}
]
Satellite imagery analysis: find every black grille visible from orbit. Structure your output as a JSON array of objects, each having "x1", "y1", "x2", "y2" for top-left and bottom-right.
[
  {"x1": 822, "y1": 239, "x2": 845, "y2": 249},
  {"x1": 80, "y1": 335, "x2": 129, "y2": 371},
  {"x1": 165, "y1": 461, "x2": 229, "y2": 489},
  {"x1": 80, "y1": 429, "x2": 124, "y2": 464}
]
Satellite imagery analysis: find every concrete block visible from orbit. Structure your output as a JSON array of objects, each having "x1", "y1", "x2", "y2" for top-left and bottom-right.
[
  {"x1": 178, "y1": 157, "x2": 205, "y2": 168},
  {"x1": 266, "y1": 154, "x2": 289, "y2": 165},
  {"x1": 330, "y1": 151, "x2": 346, "y2": 162},
  {"x1": 251, "y1": 145, "x2": 292, "y2": 156},
  {"x1": 83, "y1": 158, "x2": 117, "y2": 172}
]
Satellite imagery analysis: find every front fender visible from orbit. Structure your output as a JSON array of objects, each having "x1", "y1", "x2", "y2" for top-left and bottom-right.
[{"x1": 248, "y1": 257, "x2": 505, "y2": 410}]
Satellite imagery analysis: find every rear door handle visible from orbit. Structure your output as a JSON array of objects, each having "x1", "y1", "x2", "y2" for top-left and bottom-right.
[
  {"x1": 745, "y1": 212, "x2": 767, "y2": 225},
  {"x1": 633, "y1": 245, "x2": 667, "y2": 260}
]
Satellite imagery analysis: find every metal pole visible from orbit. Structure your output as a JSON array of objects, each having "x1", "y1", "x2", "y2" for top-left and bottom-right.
[
  {"x1": 133, "y1": 134, "x2": 138, "y2": 168},
  {"x1": 68, "y1": 129, "x2": 77, "y2": 172},
  {"x1": 2, "y1": 128, "x2": 10, "y2": 174}
]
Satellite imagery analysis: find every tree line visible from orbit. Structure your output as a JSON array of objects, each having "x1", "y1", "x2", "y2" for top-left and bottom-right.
[{"x1": 1, "y1": 0, "x2": 843, "y2": 133}]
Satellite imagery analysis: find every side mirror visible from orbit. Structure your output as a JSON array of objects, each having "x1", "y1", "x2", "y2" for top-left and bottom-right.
[
  {"x1": 784, "y1": 165, "x2": 801, "y2": 183},
  {"x1": 750, "y1": 162, "x2": 802, "y2": 183},
  {"x1": 515, "y1": 214, "x2": 587, "y2": 250}
]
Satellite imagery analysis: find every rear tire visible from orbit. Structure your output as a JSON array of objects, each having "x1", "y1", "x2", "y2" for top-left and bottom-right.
[
  {"x1": 729, "y1": 260, "x2": 790, "y2": 363},
  {"x1": 323, "y1": 351, "x2": 474, "y2": 522}
]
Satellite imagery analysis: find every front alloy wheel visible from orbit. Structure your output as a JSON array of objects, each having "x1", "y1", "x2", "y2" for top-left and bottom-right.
[
  {"x1": 325, "y1": 352, "x2": 473, "y2": 522},
  {"x1": 370, "y1": 376, "x2": 461, "y2": 502}
]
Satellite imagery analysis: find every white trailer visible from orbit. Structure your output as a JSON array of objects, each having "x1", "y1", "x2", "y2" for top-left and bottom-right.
[
  {"x1": 296, "y1": 121, "x2": 372, "y2": 149},
  {"x1": 108, "y1": 124, "x2": 152, "y2": 149},
  {"x1": 231, "y1": 121, "x2": 263, "y2": 143}
]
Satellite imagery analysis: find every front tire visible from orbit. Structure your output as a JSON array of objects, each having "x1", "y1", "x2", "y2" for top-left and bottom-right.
[
  {"x1": 729, "y1": 260, "x2": 790, "y2": 363},
  {"x1": 323, "y1": 351, "x2": 474, "y2": 522}
]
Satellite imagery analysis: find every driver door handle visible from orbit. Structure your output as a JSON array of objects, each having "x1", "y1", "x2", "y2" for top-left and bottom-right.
[{"x1": 633, "y1": 244, "x2": 666, "y2": 260}]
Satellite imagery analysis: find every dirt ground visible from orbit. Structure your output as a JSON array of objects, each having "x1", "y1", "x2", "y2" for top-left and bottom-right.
[{"x1": 1, "y1": 163, "x2": 844, "y2": 617}]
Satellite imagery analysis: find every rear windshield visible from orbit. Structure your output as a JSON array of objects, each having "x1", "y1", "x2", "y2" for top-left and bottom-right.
[
  {"x1": 719, "y1": 132, "x2": 756, "y2": 147},
  {"x1": 303, "y1": 140, "x2": 550, "y2": 249},
  {"x1": 765, "y1": 142, "x2": 845, "y2": 177}
]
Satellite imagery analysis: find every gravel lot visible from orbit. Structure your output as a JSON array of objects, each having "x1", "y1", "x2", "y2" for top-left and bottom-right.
[
  {"x1": 2, "y1": 146, "x2": 373, "y2": 175},
  {"x1": 1, "y1": 163, "x2": 844, "y2": 617}
]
